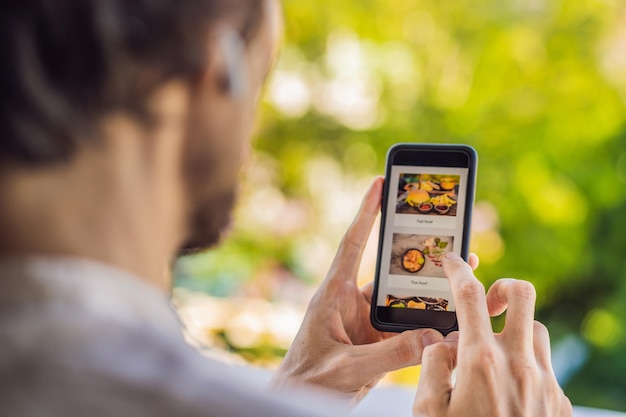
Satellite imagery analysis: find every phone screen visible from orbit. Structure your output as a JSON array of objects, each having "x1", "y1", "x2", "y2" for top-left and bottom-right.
[{"x1": 372, "y1": 145, "x2": 476, "y2": 333}]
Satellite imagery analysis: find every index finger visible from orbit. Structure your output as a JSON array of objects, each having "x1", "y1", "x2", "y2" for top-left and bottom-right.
[
  {"x1": 327, "y1": 176, "x2": 383, "y2": 282},
  {"x1": 443, "y1": 253, "x2": 493, "y2": 343}
]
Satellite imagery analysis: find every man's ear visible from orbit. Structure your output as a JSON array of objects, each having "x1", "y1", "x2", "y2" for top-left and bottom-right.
[{"x1": 213, "y1": 28, "x2": 248, "y2": 99}]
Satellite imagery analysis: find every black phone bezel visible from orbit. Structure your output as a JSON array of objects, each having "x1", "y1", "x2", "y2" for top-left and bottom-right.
[{"x1": 370, "y1": 143, "x2": 478, "y2": 335}]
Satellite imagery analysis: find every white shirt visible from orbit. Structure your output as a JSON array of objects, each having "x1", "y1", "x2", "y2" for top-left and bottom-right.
[{"x1": 0, "y1": 257, "x2": 371, "y2": 417}]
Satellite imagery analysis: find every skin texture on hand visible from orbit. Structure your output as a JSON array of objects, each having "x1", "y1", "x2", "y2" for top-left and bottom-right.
[
  {"x1": 270, "y1": 177, "x2": 442, "y2": 404},
  {"x1": 413, "y1": 254, "x2": 573, "y2": 417}
]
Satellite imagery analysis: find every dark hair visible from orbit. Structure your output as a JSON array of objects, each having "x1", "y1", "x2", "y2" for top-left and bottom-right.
[{"x1": 0, "y1": 0, "x2": 263, "y2": 166}]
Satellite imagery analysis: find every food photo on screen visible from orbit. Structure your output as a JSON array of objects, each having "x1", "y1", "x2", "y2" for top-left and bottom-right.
[
  {"x1": 385, "y1": 294, "x2": 450, "y2": 311},
  {"x1": 396, "y1": 173, "x2": 459, "y2": 216},
  {"x1": 389, "y1": 233, "x2": 454, "y2": 277}
]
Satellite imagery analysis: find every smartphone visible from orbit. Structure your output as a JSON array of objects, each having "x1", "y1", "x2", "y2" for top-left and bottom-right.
[{"x1": 370, "y1": 143, "x2": 477, "y2": 335}]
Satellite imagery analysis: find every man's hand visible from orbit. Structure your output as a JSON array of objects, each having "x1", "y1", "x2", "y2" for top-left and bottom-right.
[
  {"x1": 413, "y1": 253, "x2": 572, "y2": 417},
  {"x1": 270, "y1": 177, "x2": 448, "y2": 404}
]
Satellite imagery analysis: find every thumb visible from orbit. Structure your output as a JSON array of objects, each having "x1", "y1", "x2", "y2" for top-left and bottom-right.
[
  {"x1": 351, "y1": 330, "x2": 443, "y2": 377},
  {"x1": 413, "y1": 339, "x2": 457, "y2": 414},
  {"x1": 326, "y1": 177, "x2": 383, "y2": 284}
]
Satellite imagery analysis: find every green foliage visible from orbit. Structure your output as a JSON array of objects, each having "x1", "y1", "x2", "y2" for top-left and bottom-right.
[{"x1": 176, "y1": 0, "x2": 626, "y2": 411}]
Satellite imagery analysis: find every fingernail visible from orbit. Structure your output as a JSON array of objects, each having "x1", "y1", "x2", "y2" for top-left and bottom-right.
[
  {"x1": 422, "y1": 330, "x2": 441, "y2": 347},
  {"x1": 444, "y1": 252, "x2": 459, "y2": 260}
]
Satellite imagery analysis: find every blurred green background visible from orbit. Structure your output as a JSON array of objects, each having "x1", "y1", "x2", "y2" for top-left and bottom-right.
[{"x1": 174, "y1": 0, "x2": 626, "y2": 411}]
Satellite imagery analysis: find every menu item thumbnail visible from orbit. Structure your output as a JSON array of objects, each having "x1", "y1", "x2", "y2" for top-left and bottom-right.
[
  {"x1": 390, "y1": 233, "x2": 454, "y2": 278},
  {"x1": 396, "y1": 173, "x2": 459, "y2": 216},
  {"x1": 401, "y1": 248, "x2": 425, "y2": 273},
  {"x1": 386, "y1": 295, "x2": 449, "y2": 311}
]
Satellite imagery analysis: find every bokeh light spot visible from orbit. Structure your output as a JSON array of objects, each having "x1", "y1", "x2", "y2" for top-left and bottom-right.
[{"x1": 581, "y1": 308, "x2": 623, "y2": 349}]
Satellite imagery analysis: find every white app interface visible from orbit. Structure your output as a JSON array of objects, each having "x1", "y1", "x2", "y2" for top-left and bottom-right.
[{"x1": 376, "y1": 166, "x2": 470, "y2": 312}]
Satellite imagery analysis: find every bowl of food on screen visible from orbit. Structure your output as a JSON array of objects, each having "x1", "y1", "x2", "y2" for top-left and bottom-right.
[
  {"x1": 386, "y1": 295, "x2": 449, "y2": 311},
  {"x1": 386, "y1": 295, "x2": 412, "y2": 308},
  {"x1": 416, "y1": 296, "x2": 449, "y2": 311},
  {"x1": 387, "y1": 299, "x2": 408, "y2": 308},
  {"x1": 417, "y1": 202, "x2": 433, "y2": 213},
  {"x1": 404, "y1": 180, "x2": 440, "y2": 192},
  {"x1": 429, "y1": 194, "x2": 456, "y2": 214},
  {"x1": 440, "y1": 177, "x2": 457, "y2": 191},
  {"x1": 403, "y1": 182, "x2": 419, "y2": 191},
  {"x1": 401, "y1": 248, "x2": 426, "y2": 273}
]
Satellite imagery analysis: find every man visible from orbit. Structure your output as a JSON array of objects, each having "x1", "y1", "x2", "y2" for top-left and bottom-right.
[{"x1": 0, "y1": 0, "x2": 571, "y2": 416}]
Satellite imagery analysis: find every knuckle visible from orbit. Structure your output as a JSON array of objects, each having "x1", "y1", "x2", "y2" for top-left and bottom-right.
[
  {"x1": 456, "y1": 279, "x2": 485, "y2": 299},
  {"x1": 423, "y1": 342, "x2": 456, "y2": 366},
  {"x1": 510, "y1": 280, "x2": 537, "y2": 302},
  {"x1": 421, "y1": 342, "x2": 440, "y2": 361},
  {"x1": 324, "y1": 278, "x2": 347, "y2": 295},
  {"x1": 392, "y1": 335, "x2": 420, "y2": 365},
  {"x1": 421, "y1": 342, "x2": 435, "y2": 358},
  {"x1": 446, "y1": 257, "x2": 471, "y2": 274},
  {"x1": 508, "y1": 357, "x2": 536, "y2": 384},
  {"x1": 477, "y1": 345, "x2": 499, "y2": 365},
  {"x1": 468, "y1": 345, "x2": 500, "y2": 374}
]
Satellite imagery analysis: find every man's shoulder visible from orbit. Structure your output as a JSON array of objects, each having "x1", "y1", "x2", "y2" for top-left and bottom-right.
[
  {"x1": 0, "y1": 261, "x2": 227, "y2": 415},
  {"x1": 0, "y1": 262, "x2": 346, "y2": 417},
  {"x1": 0, "y1": 310, "x2": 345, "y2": 417}
]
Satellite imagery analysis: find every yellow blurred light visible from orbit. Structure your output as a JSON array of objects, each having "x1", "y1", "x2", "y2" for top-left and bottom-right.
[
  {"x1": 383, "y1": 364, "x2": 422, "y2": 387},
  {"x1": 533, "y1": 178, "x2": 588, "y2": 225},
  {"x1": 470, "y1": 230, "x2": 505, "y2": 265},
  {"x1": 433, "y1": 46, "x2": 474, "y2": 110},
  {"x1": 403, "y1": 11, "x2": 436, "y2": 46},
  {"x1": 581, "y1": 308, "x2": 623, "y2": 349},
  {"x1": 509, "y1": 26, "x2": 547, "y2": 73},
  {"x1": 516, "y1": 153, "x2": 588, "y2": 226}
]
